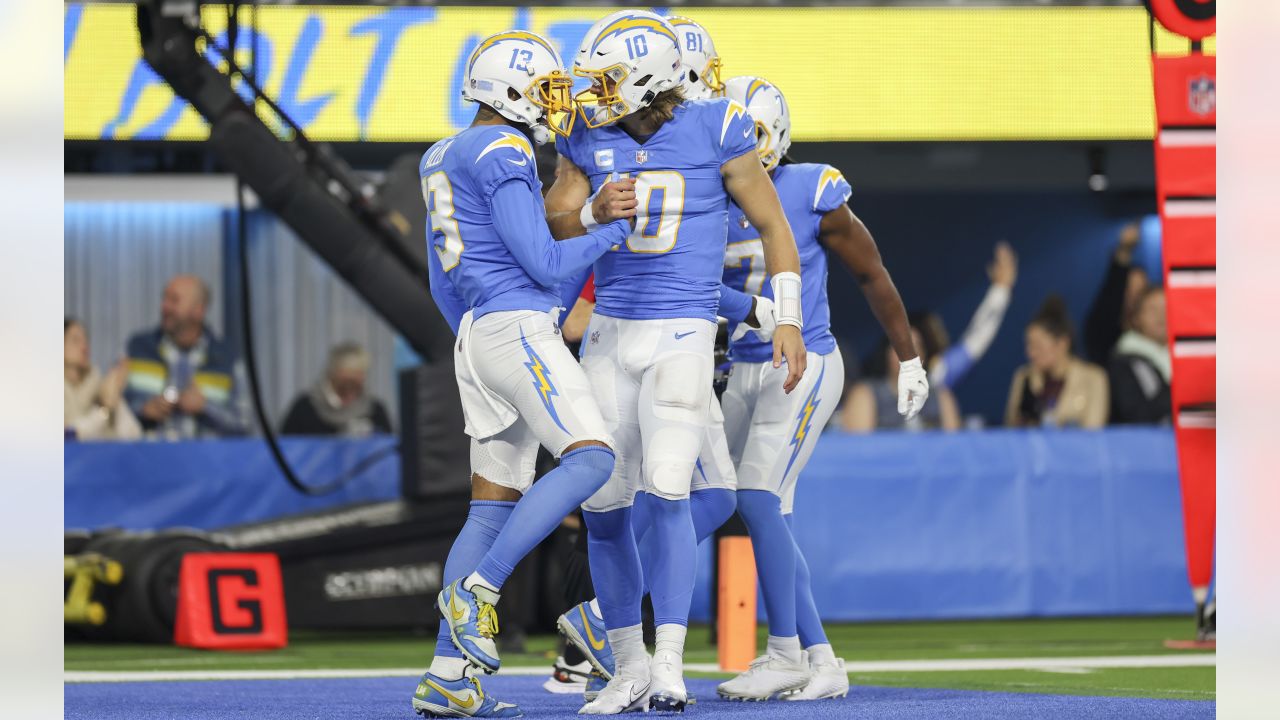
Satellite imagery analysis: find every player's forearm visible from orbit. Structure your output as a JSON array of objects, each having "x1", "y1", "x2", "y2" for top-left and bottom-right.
[
  {"x1": 861, "y1": 268, "x2": 917, "y2": 362},
  {"x1": 717, "y1": 283, "x2": 754, "y2": 323},
  {"x1": 546, "y1": 209, "x2": 587, "y2": 241},
  {"x1": 494, "y1": 181, "x2": 625, "y2": 286},
  {"x1": 759, "y1": 227, "x2": 801, "y2": 277}
]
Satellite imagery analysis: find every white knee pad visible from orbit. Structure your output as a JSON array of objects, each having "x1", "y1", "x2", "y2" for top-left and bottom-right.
[{"x1": 644, "y1": 353, "x2": 711, "y2": 500}]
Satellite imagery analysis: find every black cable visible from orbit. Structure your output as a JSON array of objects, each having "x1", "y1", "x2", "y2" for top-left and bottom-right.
[{"x1": 232, "y1": 3, "x2": 396, "y2": 497}]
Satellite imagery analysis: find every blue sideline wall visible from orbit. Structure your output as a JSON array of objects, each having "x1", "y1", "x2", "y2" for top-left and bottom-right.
[{"x1": 66, "y1": 429, "x2": 1192, "y2": 621}]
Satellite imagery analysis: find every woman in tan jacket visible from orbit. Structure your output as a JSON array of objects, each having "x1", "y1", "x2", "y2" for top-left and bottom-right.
[
  {"x1": 1005, "y1": 296, "x2": 1108, "y2": 429},
  {"x1": 65, "y1": 318, "x2": 142, "y2": 441}
]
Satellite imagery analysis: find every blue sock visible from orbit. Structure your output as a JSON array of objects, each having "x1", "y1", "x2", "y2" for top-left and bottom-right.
[
  {"x1": 738, "y1": 490, "x2": 797, "y2": 638},
  {"x1": 473, "y1": 446, "x2": 614, "y2": 589},
  {"x1": 691, "y1": 488, "x2": 736, "y2": 541},
  {"x1": 435, "y1": 500, "x2": 515, "y2": 660},
  {"x1": 786, "y1": 513, "x2": 828, "y2": 647},
  {"x1": 636, "y1": 488, "x2": 736, "y2": 595},
  {"x1": 645, "y1": 496, "x2": 696, "y2": 627},
  {"x1": 630, "y1": 491, "x2": 653, "y2": 541},
  {"x1": 584, "y1": 506, "x2": 644, "y2": 629}
]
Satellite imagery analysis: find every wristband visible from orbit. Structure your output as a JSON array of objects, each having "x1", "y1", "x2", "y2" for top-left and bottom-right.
[
  {"x1": 580, "y1": 201, "x2": 601, "y2": 231},
  {"x1": 770, "y1": 271, "x2": 803, "y2": 329}
]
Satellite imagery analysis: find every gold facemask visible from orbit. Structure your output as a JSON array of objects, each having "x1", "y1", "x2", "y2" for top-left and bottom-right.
[
  {"x1": 755, "y1": 120, "x2": 780, "y2": 171},
  {"x1": 572, "y1": 64, "x2": 631, "y2": 129},
  {"x1": 702, "y1": 56, "x2": 725, "y2": 97},
  {"x1": 528, "y1": 70, "x2": 576, "y2": 138}
]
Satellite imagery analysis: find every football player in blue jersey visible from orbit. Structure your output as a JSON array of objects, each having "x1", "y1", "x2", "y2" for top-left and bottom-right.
[
  {"x1": 411, "y1": 31, "x2": 638, "y2": 719},
  {"x1": 712, "y1": 76, "x2": 929, "y2": 702},
  {"x1": 543, "y1": 11, "x2": 807, "y2": 714},
  {"x1": 551, "y1": 15, "x2": 741, "y2": 705}
]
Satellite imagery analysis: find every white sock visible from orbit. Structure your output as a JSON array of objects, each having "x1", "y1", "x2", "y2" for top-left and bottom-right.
[
  {"x1": 606, "y1": 624, "x2": 648, "y2": 678},
  {"x1": 588, "y1": 598, "x2": 602, "y2": 619},
  {"x1": 428, "y1": 655, "x2": 469, "y2": 681},
  {"x1": 463, "y1": 572, "x2": 501, "y2": 601},
  {"x1": 806, "y1": 643, "x2": 836, "y2": 667},
  {"x1": 767, "y1": 635, "x2": 803, "y2": 665},
  {"x1": 654, "y1": 623, "x2": 687, "y2": 665}
]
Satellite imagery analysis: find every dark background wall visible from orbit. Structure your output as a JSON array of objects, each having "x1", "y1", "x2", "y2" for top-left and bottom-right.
[{"x1": 827, "y1": 189, "x2": 1156, "y2": 424}]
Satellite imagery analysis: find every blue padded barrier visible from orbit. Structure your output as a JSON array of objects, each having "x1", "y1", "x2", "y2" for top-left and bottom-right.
[
  {"x1": 64, "y1": 437, "x2": 400, "y2": 531},
  {"x1": 65, "y1": 429, "x2": 1191, "y2": 619},
  {"x1": 689, "y1": 427, "x2": 1190, "y2": 621}
]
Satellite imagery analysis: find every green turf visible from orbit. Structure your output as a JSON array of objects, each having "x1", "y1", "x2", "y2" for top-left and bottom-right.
[{"x1": 65, "y1": 616, "x2": 1213, "y2": 699}]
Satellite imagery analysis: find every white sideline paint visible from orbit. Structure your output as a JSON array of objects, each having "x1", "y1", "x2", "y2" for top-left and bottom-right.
[{"x1": 64, "y1": 654, "x2": 1214, "y2": 684}]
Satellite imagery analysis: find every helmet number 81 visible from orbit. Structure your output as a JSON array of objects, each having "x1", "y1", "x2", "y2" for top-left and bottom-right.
[{"x1": 618, "y1": 170, "x2": 684, "y2": 254}]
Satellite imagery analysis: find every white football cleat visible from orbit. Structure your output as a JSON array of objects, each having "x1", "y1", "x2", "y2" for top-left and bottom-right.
[
  {"x1": 648, "y1": 650, "x2": 687, "y2": 712},
  {"x1": 781, "y1": 658, "x2": 849, "y2": 701},
  {"x1": 716, "y1": 654, "x2": 812, "y2": 701},
  {"x1": 578, "y1": 672, "x2": 651, "y2": 714}
]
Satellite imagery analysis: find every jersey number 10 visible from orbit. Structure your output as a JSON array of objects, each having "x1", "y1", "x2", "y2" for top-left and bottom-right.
[{"x1": 617, "y1": 170, "x2": 685, "y2": 254}]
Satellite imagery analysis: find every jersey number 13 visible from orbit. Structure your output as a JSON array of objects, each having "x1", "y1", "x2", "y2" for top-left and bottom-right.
[{"x1": 422, "y1": 171, "x2": 464, "y2": 270}]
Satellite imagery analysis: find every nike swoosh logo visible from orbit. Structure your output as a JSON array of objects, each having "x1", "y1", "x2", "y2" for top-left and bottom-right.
[
  {"x1": 580, "y1": 606, "x2": 606, "y2": 651},
  {"x1": 506, "y1": 157, "x2": 528, "y2": 166},
  {"x1": 449, "y1": 593, "x2": 466, "y2": 622},
  {"x1": 674, "y1": 331, "x2": 696, "y2": 340},
  {"x1": 630, "y1": 681, "x2": 650, "y2": 703},
  {"x1": 743, "y1": 126, "x2": 752, "y2": 139},
  {"x1": 425, "y1": 679, "x2": 477, "y2": 709}
]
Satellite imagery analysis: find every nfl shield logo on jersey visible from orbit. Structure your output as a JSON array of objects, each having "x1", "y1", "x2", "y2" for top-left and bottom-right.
[
  {"x1": 1188, "y1": 75, "x2": 1215, "y2": 116},
  {"x1": 737, "y1": 214, "x2": 749, "y2": 229},
  {"x1": 635, "y1": 150, "x2": 649, "y2": 165},
  {"x1": 594, "y1": 149, "x2": 614, "y2": 171}
]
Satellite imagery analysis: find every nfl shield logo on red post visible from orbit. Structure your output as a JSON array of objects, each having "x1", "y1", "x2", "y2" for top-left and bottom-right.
[
  {"x1": 1188, "y1": 76, "x2": 1215, "y2": 116},
  {"x1": 174, "y1": 553, "x2": 287, "y2": 650}
]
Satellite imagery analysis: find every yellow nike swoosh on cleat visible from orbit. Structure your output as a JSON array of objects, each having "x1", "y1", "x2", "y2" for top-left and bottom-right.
[
  {"x1": 580, "y1": 605, "x2": 606, "y2": 651},
  {"x1": 425, "y1": 679, "x2": 478, "y2": 709},
  {"x1": 450, "y1": 592, "x2": 466, "y2": 622}
]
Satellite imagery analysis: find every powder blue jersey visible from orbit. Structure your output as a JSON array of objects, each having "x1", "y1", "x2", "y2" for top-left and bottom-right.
[
  {"x1": 420, "y1": 125, "x2": 560, "y2": 321},
  {"x1": 556, "y1": 98, "x2": 758, "y2": 322},
  {"x1": 722, "y1": 163, "x2": 850, "y2": 362}
]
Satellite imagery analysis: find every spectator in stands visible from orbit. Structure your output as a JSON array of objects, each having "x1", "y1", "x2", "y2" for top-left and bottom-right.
[
  {"x1": 1005, "y1": 295, "x2": 1108, "y2": 428},
  {"x1": 1084, "y1": 223, "x2": 1151, "y2": 366},
  {"x1": 914, "y1": 241, "x2": 1018, "y2": 390},
  {"x1": 841, "y1": 325, "x2": 961, "y2": 432},
  {"x1": 124, "y1": 275, "x2": 249, "y2": 439},
  {"x1": 1108, "y1": 287, "x2": 1171, "y2": 424},
  {"x1": 281, "y1": 342, "x2": 393, "y2": 437},
  {"x1": 64, "y1": 318, "x2": 142, "y2": 441}
]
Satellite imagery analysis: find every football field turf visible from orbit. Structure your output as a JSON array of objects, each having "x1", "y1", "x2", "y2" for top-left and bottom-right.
[{"x1": 65, "y1": 616, "x2": 1214, "y2": 717}]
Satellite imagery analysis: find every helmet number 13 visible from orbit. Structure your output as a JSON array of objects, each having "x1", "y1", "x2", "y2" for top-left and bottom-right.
[{"x1": 616, "y1": 170, "x2": 685, "y2": 254}]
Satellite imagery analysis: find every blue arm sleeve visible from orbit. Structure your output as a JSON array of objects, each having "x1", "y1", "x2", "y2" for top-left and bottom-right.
[
  {"x1": 428, "y1": 249, "x2": 466, "y2": 335},
  {"x1": 490, "y1": 179, "x2": 629, "y2": 288},
  {"x1": 556, "y1": 267, "x2": 594, "y2": 319},
  {"x1": 717, "y1": 283, "x2": 754, "y2": 322}
]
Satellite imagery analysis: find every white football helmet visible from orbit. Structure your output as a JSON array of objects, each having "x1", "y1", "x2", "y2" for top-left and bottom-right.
[
  {"x1": 668, "y1": 17, "x2": 723, "y2": 100},
  {"x1": 724, "y1": 76, "x2": 792, "y2": 171},
  {"x1": 572, "y1": 10, "x2": 683, "y2": 128},
  {"x1": 461, "y1": 31, "x2": 575, "y2": 145}
]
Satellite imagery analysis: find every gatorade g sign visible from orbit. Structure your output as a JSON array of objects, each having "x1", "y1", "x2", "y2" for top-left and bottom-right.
[
  {"x1": 175, "y1": 553, "x2": 287, "y2": 649},
  {"x1": 1147, "y1": 0, "x2": 1215, "y2": 41}
]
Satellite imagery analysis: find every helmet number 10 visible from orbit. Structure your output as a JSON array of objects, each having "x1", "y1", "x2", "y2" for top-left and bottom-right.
[{"x1": 624, "y1": 34, "x2": 648, "y2": 60}]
